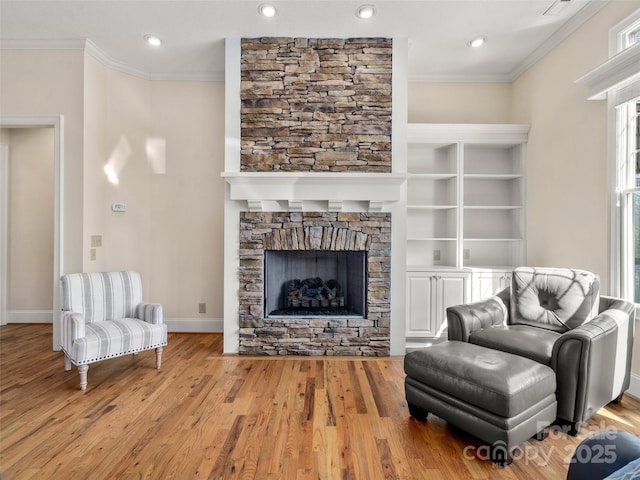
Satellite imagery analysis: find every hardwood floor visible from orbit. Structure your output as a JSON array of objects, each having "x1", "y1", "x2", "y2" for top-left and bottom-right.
[{"x1": 1, "y1": 324, "x2": 639, "y2": 479}]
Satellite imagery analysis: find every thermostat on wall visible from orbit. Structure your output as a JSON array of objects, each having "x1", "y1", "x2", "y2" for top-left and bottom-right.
[{"x1": 112, "y1": 203, "x2": 127, "y2": 212}]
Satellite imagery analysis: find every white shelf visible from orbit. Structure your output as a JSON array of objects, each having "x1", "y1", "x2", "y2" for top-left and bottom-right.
[
  {"x1": 409, "y1": 173, "x2": 457, "y2": 180},
  {"x1": 408, "y1": 124, "x2": 529, "y2": 144},
  {"x1": 463, "y1": 174, "x2": 523, "y2": 180},
  {"x1": 408, "y1": 237, "x2": 456, "y2": 241},
  {"x1": 407, "y1": 264, "x2": 462, "y2": 272},
  {"x1": 464, "y1": 205, "x2": 522, "y2": 210},
  {"x1": 465, "y1": 238, "x2": 523, "y2": 242},
  {"x1": 408, "y1": 205, "x2": 457, "y2": 210}
]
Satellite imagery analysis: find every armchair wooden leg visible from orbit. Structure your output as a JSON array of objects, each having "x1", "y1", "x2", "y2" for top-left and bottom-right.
[
  {"x1": 78, "y1": 364, "x2": 89, "y2": 391},
  {"x1": 64, "y1": 355, "x2": 71, "y2": 372},
  {"x1": 155, "y1": 347, "x2": 163, "y2": 370}
]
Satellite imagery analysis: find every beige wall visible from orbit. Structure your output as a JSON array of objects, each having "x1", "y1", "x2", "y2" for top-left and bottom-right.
[
  {"x1": 83, "y1": 53, "x2": 108, "y2": 272},
  {"x1": 145, "y1": 80, "x2": 225, "y2": 319},
  {"x1": 0, "y1": 50, "x2": 85, "y2": 275},
  {"x1": 3, "y1": 128, "x2": 54, "y2": 310},
  {"x1": 408, "y1": 82, "x2": 511, "y2": 124},
  {"x1": 82, "y1": 55, "x2": 225, "y2": 320}
]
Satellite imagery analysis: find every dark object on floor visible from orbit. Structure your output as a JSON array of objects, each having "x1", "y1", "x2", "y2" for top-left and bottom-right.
[{"x1": 566, "y1": 430, "x2": 640, "y2": 479}]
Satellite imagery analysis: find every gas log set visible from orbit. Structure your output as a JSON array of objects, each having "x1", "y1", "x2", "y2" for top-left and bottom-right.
[{"x1": 286, "y1": 277, "x2": 345, "y2": 309}]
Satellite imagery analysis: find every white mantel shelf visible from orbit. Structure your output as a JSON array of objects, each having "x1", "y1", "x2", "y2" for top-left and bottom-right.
[{"x1": 222, "y1": 172, "x2": 406, "y2": 211}]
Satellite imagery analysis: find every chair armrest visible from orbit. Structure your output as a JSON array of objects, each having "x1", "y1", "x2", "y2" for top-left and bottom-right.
[
  {"x1": 60, "y1": 311, "x2": 85, "y2": 350},
  {"x1": 447, "y1": 288, "x2": 509, "y2": 342},
  {"x1": 136, "y1": 302, "x2": 163, "y2": 325},
  {"x1": 552, "y1": 302, "x2": 634, "y2": 425}
]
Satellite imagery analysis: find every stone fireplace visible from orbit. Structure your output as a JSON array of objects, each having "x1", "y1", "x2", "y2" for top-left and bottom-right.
[
  {"x1": 222, "y1": 36, "x2": 408, "y2": 355},
  {"x1": 239, "y1": 212, "x2": 391, "y2": 355}
]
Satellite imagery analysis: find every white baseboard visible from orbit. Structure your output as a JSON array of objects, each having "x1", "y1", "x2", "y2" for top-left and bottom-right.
[
  {"x1": 165, "y1": 317, "x2": 223, "y2": 333},
  {"x1": 7, "y1": 310, "x2": 53, "y2": 323}
]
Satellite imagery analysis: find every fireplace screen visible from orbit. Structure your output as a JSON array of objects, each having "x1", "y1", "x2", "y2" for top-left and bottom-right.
[{"x1": 264, "y1": 250, "x2": 367, "y2": 318}]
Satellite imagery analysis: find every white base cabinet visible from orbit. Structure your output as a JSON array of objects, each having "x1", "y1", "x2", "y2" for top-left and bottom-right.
[{"x1": 406, "y1": 271, "x2": 469, "y2": 339}]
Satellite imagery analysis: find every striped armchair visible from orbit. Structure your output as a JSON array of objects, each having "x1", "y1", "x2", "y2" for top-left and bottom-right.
[{"x1": 60, "y1": 271, "x2": 168, "y2": 390}]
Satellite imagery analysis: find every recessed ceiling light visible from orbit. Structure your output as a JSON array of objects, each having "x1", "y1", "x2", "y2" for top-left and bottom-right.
[
  {"x1": 258, "y1": 4, "x2": 277, "y2": 17},
  {"x1": 468, "y1": 36, "x2": 486, "y2": 48},
  {"x1": 356, "y1": 5, "x2": 375, "y2": 19},
  {"x1": 144, "y1": 34, "x2": 163, "y2": 47}
]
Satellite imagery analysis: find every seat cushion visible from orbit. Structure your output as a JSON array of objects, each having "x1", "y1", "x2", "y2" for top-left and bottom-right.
[
  {"x1": 469, "y1": 325, "x2": 561, "y2": 366},
  {"x1": 511, "y1": 267, "x2": 600, "y2": 333},
  {"x1": 404, "y1": 341, "x2": 556, "y2": 418},
  {"x1": 70, "y1": 318, "x2": 168, "y2": 365}
]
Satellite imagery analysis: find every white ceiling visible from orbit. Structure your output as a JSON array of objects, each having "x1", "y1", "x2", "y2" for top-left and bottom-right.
[{"x1": 0, "y1": 0, "x2": 605, "y2": 82}]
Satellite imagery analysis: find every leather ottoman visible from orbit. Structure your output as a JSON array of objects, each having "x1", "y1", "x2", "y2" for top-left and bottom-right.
[{"x1": 404, "y1": 341, "x2": 557, "y2": 466}]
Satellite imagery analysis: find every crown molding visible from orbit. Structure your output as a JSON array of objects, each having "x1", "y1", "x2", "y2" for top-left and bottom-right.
[
  {"x1": 84, "y1": 38, "x2": 224, "y2": 81},
  {"x1": 508, "y1": 0, "x2": 610, "y2": 81},
  {"x1": 408, "y1": 73, "x2": 512, "y2": 83},
  {"x1": 1, "y1": 37, "x2": 224, "y2": 82}
]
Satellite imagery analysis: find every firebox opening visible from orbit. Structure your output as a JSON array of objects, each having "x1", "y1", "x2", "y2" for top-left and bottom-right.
[{"x1": 264, "y1": 250, "x2": 367, "y2": 318}]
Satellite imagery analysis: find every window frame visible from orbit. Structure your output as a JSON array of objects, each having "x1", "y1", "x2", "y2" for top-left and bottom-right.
[{"x1": 608, "y1": 9, "x2": 640, "y2": 300}]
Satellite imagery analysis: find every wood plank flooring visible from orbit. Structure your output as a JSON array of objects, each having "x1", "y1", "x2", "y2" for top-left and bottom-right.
[{"x1": 1, "y1": 324, "x2": 639, "y2": 479}]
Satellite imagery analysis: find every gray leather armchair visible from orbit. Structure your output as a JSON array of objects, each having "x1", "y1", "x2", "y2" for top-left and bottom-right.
[{"x1": 447, "y1": 267, "x2": 635, "y2": 435}]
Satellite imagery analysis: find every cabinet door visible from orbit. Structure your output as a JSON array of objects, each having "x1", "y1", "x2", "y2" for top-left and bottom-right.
[
  {"x1": 406, "y1": 274, "x2": 437, "y2": 337},
  {"x1": 434, "y1": 274, "x2": 468, "y2": 335},
  {"x1": 406, "y1": 272, "x2": 469, "y2": 338}
]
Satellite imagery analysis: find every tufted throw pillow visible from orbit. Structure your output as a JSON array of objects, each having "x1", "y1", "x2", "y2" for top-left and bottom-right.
[{"x1": 510, "y1": 267, "x2": 600, "y2": 333}]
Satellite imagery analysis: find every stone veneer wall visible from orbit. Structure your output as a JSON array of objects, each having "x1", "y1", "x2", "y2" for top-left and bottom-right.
[
  {"x1": 239, "y1": 212, "x2": 391, "y2": 356},
  {"x1": 240, "y1": 37, "x2": 392, "y2": 172}
]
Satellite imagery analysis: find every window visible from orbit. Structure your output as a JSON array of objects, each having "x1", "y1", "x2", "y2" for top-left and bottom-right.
[
  {"x1": 612, "y1": 8, "x2": 640, "y2": 52},
  {"x1": 617, "y1": 100, "x2": 640, "y2": 301},
  {"x1": 608, "y1": 9, "x2": 640, "y2": 302},
  {"x1": 627, "y1": 27, "x2": 640, "y2": 48}
]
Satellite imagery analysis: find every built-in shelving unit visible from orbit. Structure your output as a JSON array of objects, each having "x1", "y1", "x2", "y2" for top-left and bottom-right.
[
  {"x1": 405, "y1": 124, "x2": 529, "y2": 344},
  {"x1": 406, "y1": 124, "x2": 528, "y2": 270}
]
